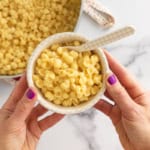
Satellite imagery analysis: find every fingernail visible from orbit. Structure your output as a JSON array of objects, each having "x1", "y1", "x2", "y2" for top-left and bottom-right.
[
  {"x1": 26, "y1": 89, "x2": 35, "y2": 100},
  {"x1": 107, "y1": 74, "x2": 117, "y2": 85},
  {"x1": 13, "y1": 77, "x2": 21, "y2": 81}
]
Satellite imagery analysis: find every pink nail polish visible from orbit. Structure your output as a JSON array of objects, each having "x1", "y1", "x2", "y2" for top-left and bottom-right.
[
  {"x1": 26, "y1": 89, "x2": 35, "y2": 100},
  {"x1": 13, "y1": 77, "x2": 21, "y2": 81},
  {"x1": 108, "y1": 74, "x2": 117, "y2": 85}
]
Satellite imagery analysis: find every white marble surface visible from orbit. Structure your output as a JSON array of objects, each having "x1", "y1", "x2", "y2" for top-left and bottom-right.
[{"x1": 1, "y1": 0, "x2": 150, "y2": 149}]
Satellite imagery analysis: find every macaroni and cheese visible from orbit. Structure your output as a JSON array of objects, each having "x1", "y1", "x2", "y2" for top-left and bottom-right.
[
  {"x1": 0, "y1": 0, "x2": 81, "y2": 75},
  {"x1": 33, "y1": 41, "x2": 103, "y2": 107}
]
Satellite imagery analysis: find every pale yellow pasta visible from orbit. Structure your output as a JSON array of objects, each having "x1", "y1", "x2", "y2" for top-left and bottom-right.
[
  {"x1": 62, "y1": 100, "x2": 72, "y2": 107},
  {"x1": 87, "y1": 79, "x2": 94, "y2": 86},
  {"x1": 71, "y1": 63, "x2": 78, "y2": 70},
  {"x1": 60, "y1": 82, "x2": 70, "y2": 91},
  {"x1": 70, "y1": 78, "x2": 76, "y2": 84},
  {"x1": 33, "y1": 75, "x2": 39, "y2": 81},
  {"x1": 70, "y1": 51, "x2": 79, "y2": 59},
  {"x1": 67, "y1": 69, "x2": 78, "y2": 77},
  {"x1": 11, "y1": 63, "x2": 18, "y2": 69},
  {"x1": 80, "y1": 96, "x2": 89, "y2": 102},
  {"x1": 45, "y1": 71, "x2": 56, "y2": 80},
  {"x1": 84, "y1": 89, "x2": 91, "y2": 97},
  {"x1": 43, "y1": 80, "x2": 53, "y2": 89},
  {"x1": 5, "y1": 65, "x2": 11, "y2": 71},
  {"x1": 45, "y1": 92, "x2": 54, "y2": 101},
  {"x1": 93, "y1": 75, "x2": 102, "y2": 85},
  {"x1": 79, "y1": 77, "x2": 86, "y2": 85},
  {"x1": 41, "y1": 62, "x2": 49, "y2": 69},
  {"x1": 61, "y1": 63, "x2": 69, "y2": 69},
  {"x1": 91, "y1": 55, "x2": 99, "y2": 64},
  {"x1": 91, "y1": 86, "x2": 100, "y2": 95},
  {"x1": 0, "y1": 53, "x2": 3, "y2": 59},
  {"x1": 72, "y1": 98, "x2": 80, "y2": 106},
  {"x1": 51, "y1": 44, "x2": 60, "y2": 51},
  {"x1": 53, "y1": 100, "x2": 62, "y2": 105},
  {"x1": 54, "y1": 59, "x2": 62, "y2": 69},
  {"x1": 95, "y1": 63, "x2": 101, "y2": 70},
  {"x1": 56, "y1": 47, "x2": 63, "y2": 55},
  {"x1": 35, "y1": 78, "x2": 43, "y2": 89},
  {"x1": 62, "y1": 93, "x2": 69, "y2": 99},
  {"x1": 41, "y1": 53, "x2": 49, "y2": 61},
  {"x1": 37, "y1": 69, "x2": 45, "y2": 77},
  {"x1": 54, "y1": 86, "x2": 62, "y2": 95},
  {"x1": 0, "y1": 0, "x2": 81, "y2": 75},
  {"x1": 18, "y1": 62, "x2": 26, "y2": 68},
  {"x1": 62, "y1": 53, "x2": 74, "y2": 64},
  {"x1": 33, "y1": 41, "x2": 103, "y2": 107}
]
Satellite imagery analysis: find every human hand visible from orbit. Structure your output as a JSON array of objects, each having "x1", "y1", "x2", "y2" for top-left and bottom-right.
[
  {"x1": 0, "y1": 75, "x2": 64, "y2": 150},
  {"x1": 95, "y1": 50, "x2": 150, "y2": 150}
]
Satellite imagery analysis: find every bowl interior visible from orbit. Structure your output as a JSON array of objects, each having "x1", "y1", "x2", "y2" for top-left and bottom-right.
[{"x1": 27, "y1": 33, "x2": 109, "y2": 114}]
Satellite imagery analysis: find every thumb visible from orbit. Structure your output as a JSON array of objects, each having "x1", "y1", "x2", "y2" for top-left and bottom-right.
[
  {"x1": 11, "y1": 88, "x2": 37, "y2": 122},
  {"x1": 106, "y1": 73, "x2": 137, "y2": 114}
]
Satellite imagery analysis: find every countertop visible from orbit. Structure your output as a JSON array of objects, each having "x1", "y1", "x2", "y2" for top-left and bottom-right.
[{"x1": 0, "y1": 0, "x2": 150, "y2": 149}]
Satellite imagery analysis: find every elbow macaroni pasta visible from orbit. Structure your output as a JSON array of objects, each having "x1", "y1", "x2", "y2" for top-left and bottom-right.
[
  {"x1": 33, "y1": 41, "x2": 103, "y2": 107},
  {"x1": 0, "y1": 0, "x2": 81, "y2": 75}
]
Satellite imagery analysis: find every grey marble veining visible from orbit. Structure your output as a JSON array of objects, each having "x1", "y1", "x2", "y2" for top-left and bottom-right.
[
  {"x1": 107, "y1": 37, "x2": 150, "y2": 89},
  {"x1": 68, "y1": 109, "x2": 101, "y2": 150},
  {"x1": 109, "y1": 37, "x2": 150, "y2": 66}
]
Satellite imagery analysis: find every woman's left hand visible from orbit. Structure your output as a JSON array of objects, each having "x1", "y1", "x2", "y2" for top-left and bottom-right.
[{"x1": 0, "y1": 74, "x2": 64, "y2": 150}]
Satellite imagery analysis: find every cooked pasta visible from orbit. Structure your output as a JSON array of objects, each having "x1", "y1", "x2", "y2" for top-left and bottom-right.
[
  {"x1": 0, "y1": 0, "x2": 81, "y2": 75},
  {"x1": 33, "y1": 41, "x2": 103, "y2": 107}
]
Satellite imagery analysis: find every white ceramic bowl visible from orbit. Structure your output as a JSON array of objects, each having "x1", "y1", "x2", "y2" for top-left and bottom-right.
[
  {"x1": 27, "y1": 32, "x2": 109, "y2": 114},
  {"x1": 0, "y1": 0, "x2": 83, "y2": 80}
]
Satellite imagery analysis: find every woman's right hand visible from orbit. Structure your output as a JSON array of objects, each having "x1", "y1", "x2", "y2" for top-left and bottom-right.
[{"x1": 95, "y1": 50, "x2": 150, "y2": 150}]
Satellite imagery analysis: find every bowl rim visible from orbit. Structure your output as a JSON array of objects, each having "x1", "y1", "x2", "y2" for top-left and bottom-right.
[
  {"x1": 0, "y1": 0, "x2": 83, "y2": 79},
  {"x1": 27, "y1": 32, "x2": 109, "y2": 114}
]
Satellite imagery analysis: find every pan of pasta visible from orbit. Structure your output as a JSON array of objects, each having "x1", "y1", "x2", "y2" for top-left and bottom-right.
[{"x1": 0, "y1": 0, "x2": 83, "y2": 80}]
